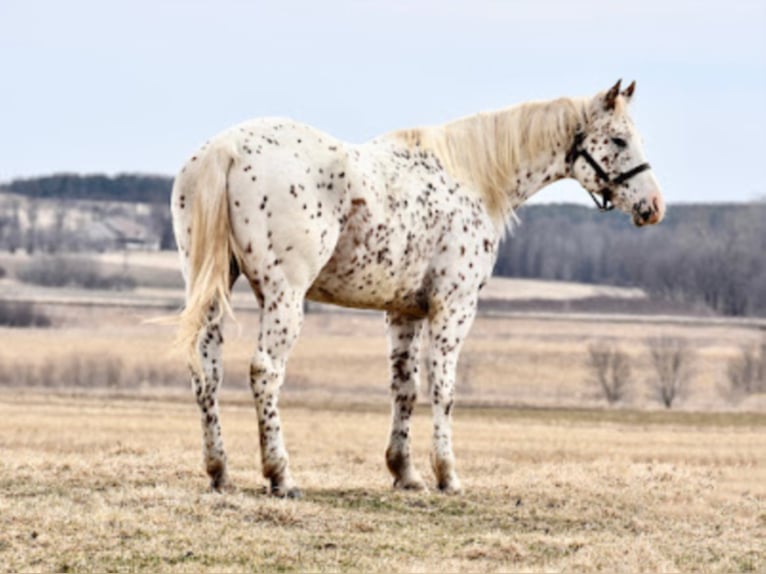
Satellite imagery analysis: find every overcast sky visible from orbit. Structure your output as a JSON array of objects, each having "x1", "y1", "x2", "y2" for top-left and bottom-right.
[{"x1": 1, "y1": 0, "x2": 764, "y2": 204}]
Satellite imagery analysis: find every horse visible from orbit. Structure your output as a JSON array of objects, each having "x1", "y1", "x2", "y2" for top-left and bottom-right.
[{"x1": 171, "y1": 80, "x2": 664, "y2": 497}]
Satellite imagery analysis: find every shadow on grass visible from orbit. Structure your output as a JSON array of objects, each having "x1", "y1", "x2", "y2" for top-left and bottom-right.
[
  {"x1": 304, "y1": 487, "x2": 483, "y2": 517},
  {"x1": 232, "y1": 483, "x2": 484, "y2": 518}
]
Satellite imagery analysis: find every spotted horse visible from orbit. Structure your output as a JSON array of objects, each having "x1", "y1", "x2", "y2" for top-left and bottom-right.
[{"x1": 172, "y1": 80, "x2": 664, "y2": 497}]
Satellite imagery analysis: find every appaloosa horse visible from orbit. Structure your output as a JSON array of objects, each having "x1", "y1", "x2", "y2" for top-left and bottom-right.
[{"x1": 172, "y1": 80, "x2": 664, "y2": 496}]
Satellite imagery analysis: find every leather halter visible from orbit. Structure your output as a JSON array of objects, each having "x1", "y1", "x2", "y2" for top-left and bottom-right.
[{"x1": 566, "y1": 132, "x2": 652, "y2": 211}]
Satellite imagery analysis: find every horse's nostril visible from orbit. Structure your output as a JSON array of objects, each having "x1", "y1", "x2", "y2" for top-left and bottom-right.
[{"x1": 641, "y1": 210, "x2": 652, "y2": 222}]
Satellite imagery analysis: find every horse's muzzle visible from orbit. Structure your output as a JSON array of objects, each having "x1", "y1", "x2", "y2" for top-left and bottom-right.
[{"x1": 632, "y1": 194, "x2": 664, "y2": 227}]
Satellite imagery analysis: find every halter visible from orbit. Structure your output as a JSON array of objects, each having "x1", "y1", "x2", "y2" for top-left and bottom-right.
[{"x1": 566, "y1": 132, "x2": 652, "y2": 211}]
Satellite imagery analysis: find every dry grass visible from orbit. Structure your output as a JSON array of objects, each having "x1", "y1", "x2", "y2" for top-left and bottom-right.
[
  {"x1": 1, "y1": 256, "x2": 765, "y2": 571},
  {"x1": 1, "y1": 307, "x2": 764, "y2": 410},
  {"x1": 0, "y1": 393, "x2": 763, "y2": 572}
]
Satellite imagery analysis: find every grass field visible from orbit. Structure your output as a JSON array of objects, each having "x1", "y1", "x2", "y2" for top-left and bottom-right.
[
  {"x1": 1, "y1": 306, "x2": 764, "y2": 411},
  {"x1": 0, "y1": 393, "x2": 763, "y2": 572},
  {"x1": 1, "y1": 252, "x2": 765, "y2": 571}
]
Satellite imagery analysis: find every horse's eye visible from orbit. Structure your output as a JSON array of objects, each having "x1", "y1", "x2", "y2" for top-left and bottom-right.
[{"x1": 611, "y1": 137, "x2": 628, "y2": 149}]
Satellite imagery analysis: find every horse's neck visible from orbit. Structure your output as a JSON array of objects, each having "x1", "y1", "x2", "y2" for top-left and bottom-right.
[
  {"x1": 507, "y1": 145, "x2": 570, "y2": 209},
  {"x1": 387, "y1": 96, "x2": 584, "y2": 225},
  {"x1": 443, "y1": 98, "x2": 583, "y2": 217}
]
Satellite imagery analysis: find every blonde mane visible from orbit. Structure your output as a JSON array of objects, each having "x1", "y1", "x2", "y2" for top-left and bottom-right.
[{"x1": 393, "y1": 96, "x2": 595, "y2": 224}]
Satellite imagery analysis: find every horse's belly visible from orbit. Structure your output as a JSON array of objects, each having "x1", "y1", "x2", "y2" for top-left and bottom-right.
[{"x1": 307, "y1": 257, "x2": 430, "y2": 316}]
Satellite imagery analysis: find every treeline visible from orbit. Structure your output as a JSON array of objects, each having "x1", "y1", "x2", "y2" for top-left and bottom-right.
[
  {"x1": 2, "y1": 175, "x2": 765, "y2": 316},
  {"x1": 496, "y1": 203, "x2": 766, "y2": 316},
  {"x1": 1, "y1": 174, "x2": 173, "y2": 204}
]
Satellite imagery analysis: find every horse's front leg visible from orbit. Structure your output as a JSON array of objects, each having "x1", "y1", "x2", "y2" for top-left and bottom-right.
[
  {"x1": 427, "y1": 301, "x2": 477, "y2": 494},
  {"x1": 385, "y1": 312, "x2": 427, "y2": 491}
]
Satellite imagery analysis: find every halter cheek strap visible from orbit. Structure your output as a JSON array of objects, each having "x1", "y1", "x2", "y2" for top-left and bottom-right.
[{"x1": 566, "y1": 132, "x2": 652, "y2": 212}]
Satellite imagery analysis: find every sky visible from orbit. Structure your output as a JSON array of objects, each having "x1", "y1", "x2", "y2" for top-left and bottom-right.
[{"x1": 1, "y1": 0, "x2": 764, "y2": 205}]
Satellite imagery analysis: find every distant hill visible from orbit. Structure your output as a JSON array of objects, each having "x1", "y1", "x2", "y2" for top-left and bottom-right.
[
  {"x1": 1, "y1": 174, "x2": 764, "y2": 315},
  {"x1": 0, "y1": 174, "x2": 173, "y2": 204},
  {"x1": 497, "y1": 202, "x2": 766, "y2": 316}
]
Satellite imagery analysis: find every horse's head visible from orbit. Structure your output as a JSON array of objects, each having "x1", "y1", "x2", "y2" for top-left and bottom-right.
[{"x1": 568, "y1": 80, "x2": 665, "y2": 226}]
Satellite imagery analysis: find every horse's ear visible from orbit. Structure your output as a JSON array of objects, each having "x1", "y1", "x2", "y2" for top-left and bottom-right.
[
  {"x1": 622, "y1": 80, "x2": 636, "y2": 100},
  {"x1": 603, "y1": 79, "x2": 622, "y2": 111}
]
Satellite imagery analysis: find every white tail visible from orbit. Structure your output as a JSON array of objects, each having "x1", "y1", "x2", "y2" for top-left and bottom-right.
[{"x1": 174, "y1": 140, "x2": 242, "y2": 372}]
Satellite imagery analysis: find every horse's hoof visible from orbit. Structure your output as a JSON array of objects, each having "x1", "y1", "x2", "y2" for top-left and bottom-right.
[
  {"x1": 209, "y1": 474, "x2": 231, "y2": 493},
  {"x1": 285, "y1": 487, "x2": 302, "y2": 499},
  {"x1": 393, "y1": 476, "x2": 428, "y2": 492},
  {"x1": 271, "y1": 485, "x2": 302, "y2": 499},
  {"x1": 270, "y1": 476, "x2": 302, "y2": 499},
  {"x1": 209, "y1": 478, "x2": 235, "y2": 493},
  {"x1": 437, "y1": 480, "x2": 462, "y2": 495},
  {"x1": 206, "y1": 459, "x2": 229, "y2": 492}
]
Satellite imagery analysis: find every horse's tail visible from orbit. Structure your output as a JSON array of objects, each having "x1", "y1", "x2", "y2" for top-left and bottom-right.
[{"x1": 173, "y1": 138, "x2": 241, "y2": 372}]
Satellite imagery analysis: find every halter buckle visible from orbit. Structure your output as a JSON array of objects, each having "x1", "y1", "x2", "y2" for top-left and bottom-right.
[{"x1": 588, "y1": 189, "x2": 615, "y2": 212}]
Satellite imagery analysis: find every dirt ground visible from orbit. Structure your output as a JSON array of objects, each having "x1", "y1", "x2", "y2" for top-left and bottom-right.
[{"x1": 0, "y1": 393, "x2": 763, "y2": 572}]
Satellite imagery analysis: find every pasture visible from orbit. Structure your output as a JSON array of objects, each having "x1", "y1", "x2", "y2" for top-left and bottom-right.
[
  {"x1": 0, "y1": 301, "x2": 763, "y2": 411},
  {"x1": 1, "y1": 254, "x2": 765, "y2": 571},
  {"x1": 1, "y1": 393, "x2": 763, "y2": 572}
]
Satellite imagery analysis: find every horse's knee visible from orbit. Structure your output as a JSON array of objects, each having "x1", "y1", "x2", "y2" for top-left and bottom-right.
[
  {"x1": 196, "y1": 322, "x2": 223, "y2": 361},
  {"x1": 190, "y1": 369, "x2": 218, "y2": 412},
  {"x1": 190, "y1": 323, "x2": 225, "y2": 397},
  {"x1": 249, "y1": 362, "x2": 282, "y2": 398}
]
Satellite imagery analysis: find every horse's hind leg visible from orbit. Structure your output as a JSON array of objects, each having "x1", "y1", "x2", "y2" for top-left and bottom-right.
[
  {"x1": 191, "y1": 300, "x2": 230, "y2": 491},
  {"x1": 385, "y1": 312, "x2": 427, "y2": 490},
  {"x1": 249, "y1": 286, "x2": 304, "y2": 498}
]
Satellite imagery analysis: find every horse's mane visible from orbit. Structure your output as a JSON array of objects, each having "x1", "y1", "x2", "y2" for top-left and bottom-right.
[{"x1": 392, "y1": 96, "x2": 598, "y2": 224}]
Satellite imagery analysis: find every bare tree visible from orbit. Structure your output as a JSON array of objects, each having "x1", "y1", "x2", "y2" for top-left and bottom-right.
[
  {"x1": 6, "y1": 199, "x2": 22, "y2": 253},
  {"x1": 24, "y1": 199, "x2": 39, "y2": 255},
  {"x1": 149, "y1": 203, "x2": 175, "y2": 250},
  {"x1": 49, "y1": 203, "x2": 68, "y2": 253},
  {"x1": 727, "y1": 336, "x2": 766, "y2": 399},
  {"x1": 587, "y1": 342, "x2": 631, "y2": 404},
  {"x1": 647, "y1": 336, "x2": 694, "y2": 408}
]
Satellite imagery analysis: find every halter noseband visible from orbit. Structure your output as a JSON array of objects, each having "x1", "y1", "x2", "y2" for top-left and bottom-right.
[{"x1": 566, "y1": 131, "x2": 652, "y2": 212}]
